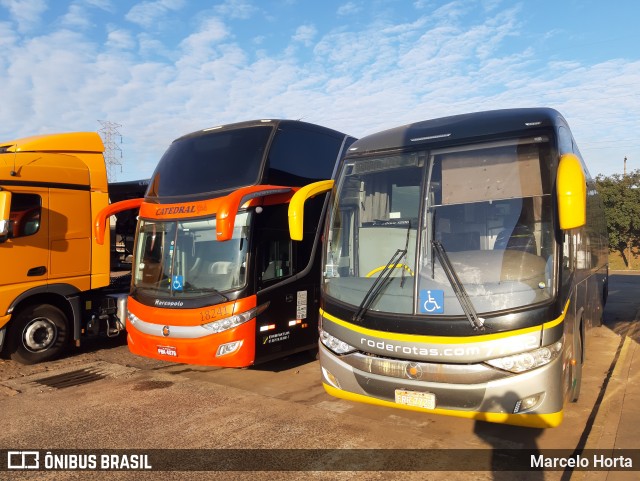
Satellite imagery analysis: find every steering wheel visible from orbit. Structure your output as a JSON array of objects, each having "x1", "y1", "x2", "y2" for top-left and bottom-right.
[{"x1": 365, "y1": 263, "x2": 414, "y2": 278}]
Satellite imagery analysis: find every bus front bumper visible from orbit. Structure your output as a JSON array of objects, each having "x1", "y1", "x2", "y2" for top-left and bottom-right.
[
  {"x1": 127, "y1": 318, "x2": 257, "y2": 367},
  {"x1": 319, "y1": 343, "x2": 565, "y2": 428}
]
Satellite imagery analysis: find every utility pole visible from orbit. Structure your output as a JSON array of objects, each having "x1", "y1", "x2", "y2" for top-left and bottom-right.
[
  {"x1": 98, "y1": 120, "x2": 123, "y2": 182},
  {"x1": 624, "y1": 156, "x2": 627, "y2": 176}
]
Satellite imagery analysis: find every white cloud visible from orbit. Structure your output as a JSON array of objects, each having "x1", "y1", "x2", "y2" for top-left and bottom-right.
[
  {"x1": 177, "y1": 16, "x2": 230, "y2": 67},
  {"x1": 292, "y1": 24, "x2": 317, "y2": 47},
  {"x1": 125, "y1": 0, "x2": 185, "y2": 28},
  {"x1": 214, "y1": 0, "x2": 258, "y2": 20},
  {"x1": 0, "y1": 21, "x2": 18, "y2": 49},
  {"x1": 61, "y1": 4, "x2": 93, "y2": 29},
  {"x1": 106, "y1": 27, "x2": 136, "y2": 50},
  {"x1": 337, "y1": 2, "x2": 361, "y2": 16},
  {"x1": 0, "y1": 0, "x2": 47, "y2": 33},
  {"x1": 84, "y1": 0, "x2": 114, "y2": 11}
]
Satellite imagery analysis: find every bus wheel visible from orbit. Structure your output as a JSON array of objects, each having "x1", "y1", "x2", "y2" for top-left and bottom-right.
[
  {"x1": 6, "y1": 305, "x2": 69, "y2": 365},
  {"x1": 570, "y1": 325, "x2": 584, "y2": 402}
]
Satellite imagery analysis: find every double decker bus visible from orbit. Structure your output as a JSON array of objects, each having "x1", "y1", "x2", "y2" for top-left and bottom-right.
[
  {"x1": 97, "y1": 119, "x2": 354, "y2": 367},
  {"x1": 289, "y1": 108, "x2": 608, "y2": 428}
]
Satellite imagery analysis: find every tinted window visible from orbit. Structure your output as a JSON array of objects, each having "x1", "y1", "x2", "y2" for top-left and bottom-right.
[
  {"x1": 10, "y1": 193, "x2": 41, "y2": 238},
  {"x1": 267, "y1": 124, "x2": 342, "y2": 185},
  {"x1": 148, "y1": 126, "x2": 273, "y2": 198}
]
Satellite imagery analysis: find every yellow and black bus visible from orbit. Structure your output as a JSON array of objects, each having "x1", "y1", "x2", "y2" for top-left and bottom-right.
[{"x1": 289, "y1": 108, "x2": 608, "y2": 428}]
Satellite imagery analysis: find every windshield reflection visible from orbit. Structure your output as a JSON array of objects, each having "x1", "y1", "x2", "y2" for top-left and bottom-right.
[
  {"x1": 324, "y1": 136, "x2": 556, "y2": 316},
  {"x1": 134, "y1": 212, "x2": 250, "y2": 297}
]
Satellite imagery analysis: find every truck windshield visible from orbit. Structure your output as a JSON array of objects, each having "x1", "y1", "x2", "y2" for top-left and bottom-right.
[
  {"x1": 324, "y1": 136, "x2": 556, "y2": 316},
  {"x1": 133, "y1": 212, "x2": 251, "y2": 297}
]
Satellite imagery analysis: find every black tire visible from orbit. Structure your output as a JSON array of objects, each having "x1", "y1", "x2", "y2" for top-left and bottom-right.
[{"x1": 6, "y1": 304, "x2": 69, "y2": 364}]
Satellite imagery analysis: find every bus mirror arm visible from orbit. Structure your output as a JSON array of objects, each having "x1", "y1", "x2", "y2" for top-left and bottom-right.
[
  {"x1": 216, "y1": 185, "x2": 295, "y2": 242},
  {"x1": 94, "y1": 197, "x2": 144, "y2": 245},
  {"x1": 288, "y1": 180, "x2": 335, "y2": 241}
]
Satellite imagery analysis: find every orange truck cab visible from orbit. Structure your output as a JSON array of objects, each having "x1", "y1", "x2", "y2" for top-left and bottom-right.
[
  {"x1": 97, "y1": 119, "x2": 355, "y2": 367},
  {"x1": 0, "y1": 132, "x2": 146, "y2": 364}
]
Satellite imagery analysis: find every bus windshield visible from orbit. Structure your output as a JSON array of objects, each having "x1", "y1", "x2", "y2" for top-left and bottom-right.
[
  {"x1": 324, "y1": 135, "x2": 556, "y2": 316},
  {"x1": 133, "y1": 212, "x2": 251, "y2": 297}
]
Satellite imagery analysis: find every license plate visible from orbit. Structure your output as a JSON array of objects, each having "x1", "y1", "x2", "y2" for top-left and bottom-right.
[
  {"x1": 157, "y1": 345, "x2": 178, "y2": 357},
  {"x1": 395, "y1": 389, "x2": 436, "y2": 410}
]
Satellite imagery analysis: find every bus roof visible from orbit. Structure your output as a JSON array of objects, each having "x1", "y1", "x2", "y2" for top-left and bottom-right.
[
  {"x1": 0, "y1": 132, "x2": 104, "y2": 153},
  {"x1": 173, "y1": 118, "x2": 348, "y2": 143},
  {"x1": 347, "y1": 108, "x2": 568, "y2": 155}
]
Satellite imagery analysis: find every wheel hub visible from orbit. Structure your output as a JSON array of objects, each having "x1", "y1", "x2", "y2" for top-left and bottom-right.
[{"x1": 23, "y1": 317, "x2": 57, "y2": 352}]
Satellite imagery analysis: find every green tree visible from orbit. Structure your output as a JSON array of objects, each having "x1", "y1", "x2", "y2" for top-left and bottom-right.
[{"x1": 596, "y1": 170, "x2": 640, "y2": 269}]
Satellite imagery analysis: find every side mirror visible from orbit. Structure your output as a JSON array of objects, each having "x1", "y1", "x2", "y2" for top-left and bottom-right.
[
  {"x1": 556, "y1": 153, "x2": 586, "y2": 230},
  {"x1": 288, "y1": 180, "x2": 334, "y2": 241},
  {"x1": 0, "y1": 190, "x2": 12, "y2": 243},
  {"x1": 94, "y1": 197, "x2": 144, "y2": 245}
]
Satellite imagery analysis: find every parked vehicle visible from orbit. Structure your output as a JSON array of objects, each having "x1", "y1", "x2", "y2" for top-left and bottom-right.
[
  {"x1": 0, "y1": 132, "x2": 146, "y2": 364},
  {"x1": 289, "y1": 108, "x2": 608, "y2": 427},
  {"x1": 96, "y1": 120, "x2": 355, "y2": 367}
]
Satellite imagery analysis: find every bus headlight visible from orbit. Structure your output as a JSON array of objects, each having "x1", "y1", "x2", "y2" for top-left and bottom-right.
[
  {"x1": 486, "y1": 341, "x2": 563, "y2": 373},
  {"x1": 201, "y1": 307, "x2": 258, "y2": 334},
  {"x1": 320, "y1": 329, "x2": 357, "y2": 354}
]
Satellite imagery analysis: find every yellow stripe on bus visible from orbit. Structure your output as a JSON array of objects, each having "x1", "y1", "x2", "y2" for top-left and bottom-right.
[
  {"x1": 320, "y1": 299, "x2": 569, "y2": 345},
  {"x1": 323, "y1": 383, "x2": 564, "y2": 428}
]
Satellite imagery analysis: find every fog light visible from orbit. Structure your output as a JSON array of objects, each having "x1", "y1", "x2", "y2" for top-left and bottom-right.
[
  {"x1": 322, "y1": 367, "x2": 341, "y2": 389},
  {"x1": 513, "y1": 393, "x2": 544, "y2": 413},
  {"x1": 216, "y1": 340, "x2": 243, "y2": 357}
]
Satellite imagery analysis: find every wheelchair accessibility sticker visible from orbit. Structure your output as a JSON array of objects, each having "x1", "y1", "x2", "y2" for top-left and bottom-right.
[
  {"x1": 172, "y1": 275, "x2": 184, "y2": 291},
  {"x1": 419, "y1": 289, "x2": 444, "y2": 314}
]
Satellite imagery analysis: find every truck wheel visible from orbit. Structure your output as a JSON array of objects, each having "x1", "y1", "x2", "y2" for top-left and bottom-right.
[{"x1": 6, "y1": 305, "x2": 69, "y2": 364}]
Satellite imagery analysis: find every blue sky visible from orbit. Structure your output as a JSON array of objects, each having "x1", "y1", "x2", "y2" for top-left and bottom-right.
[{"x1": 1, "y1": 0, "x2": 639, "y2": 181}]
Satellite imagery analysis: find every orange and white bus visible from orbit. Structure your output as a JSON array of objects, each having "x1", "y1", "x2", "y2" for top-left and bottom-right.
[{"x1": 97, "y1": 119, "x2": 354, "y2": 367}]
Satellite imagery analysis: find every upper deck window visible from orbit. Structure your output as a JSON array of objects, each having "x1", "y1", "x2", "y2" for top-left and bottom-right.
[
  {"x1": 267, "y1": 124, "x2": 346, "y2": 185},
  {"x1": 147, "y1": 126, "x2": 273, "y2": 199}
]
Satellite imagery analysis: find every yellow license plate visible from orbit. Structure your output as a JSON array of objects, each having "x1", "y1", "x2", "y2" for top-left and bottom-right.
[{"x1": 395, "y1": 389, "x2": 436, "y2": 409}]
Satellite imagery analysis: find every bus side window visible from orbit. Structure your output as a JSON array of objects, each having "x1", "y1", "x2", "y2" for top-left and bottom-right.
[
  {"x1": 261, "y1": 237, "x2": 292, "y2": 281},
  {"x1": 9, "y1": 194, "x2": 41, "y2": 238}
]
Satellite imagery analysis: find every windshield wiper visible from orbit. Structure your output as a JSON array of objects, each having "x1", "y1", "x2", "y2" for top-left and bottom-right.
[
  {"x1": 353, "y1": 248, "x2": 407, "y2": 323},
  {"x1": 179, "y1": 283, "x2": 230, "y2": 302},
  {"x1": 431, "y1": 240, "x2": 484, "y2": 331}
]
